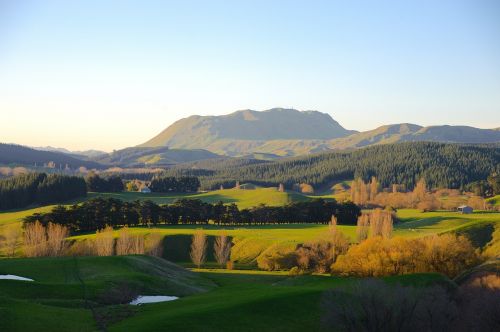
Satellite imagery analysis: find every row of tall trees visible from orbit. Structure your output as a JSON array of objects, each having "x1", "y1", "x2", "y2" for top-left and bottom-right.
[
  {"x1": 0, "y1": 173, "x2": 87, "y2": 210},
  {"x1": 24, "y1": 197, "x2": 361, "y2": 233}
]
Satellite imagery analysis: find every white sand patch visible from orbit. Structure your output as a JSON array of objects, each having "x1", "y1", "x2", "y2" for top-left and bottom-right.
[
  {"x1": 0, "y1": 274, "x2": 34, "y2": 281},
  {"x1": 129, "y1": 295, "x2": 179, "y2": 305}
]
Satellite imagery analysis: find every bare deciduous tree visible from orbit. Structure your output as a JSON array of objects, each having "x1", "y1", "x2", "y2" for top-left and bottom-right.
[
  {"x1": 381, "y1": 212, "x2": 393, "y2": 239},
  {"x1": 46, "y1": 222, "x2": 69, "y2": 256},
  {"x1": 95, "y1": 225, "x2": 114, "y2": 256},
  {"x1": 356, "y1": 214, "x2": 369, "y2": 242},
  {"x1": 116, "y1": 226, "x2": 133, "y2": 255},
  {"x1": 23, "y1": 221, "x2": 48, "y2": 257},
  {"x1": 190, "y1": 229, "x2": 207, "y2": 268},
  {"x1": 146, "y1": 232, "x2": 164, "y2": 257},
  {"x1": 214, "y1": 231, "x2": 231, "y2": 268}
]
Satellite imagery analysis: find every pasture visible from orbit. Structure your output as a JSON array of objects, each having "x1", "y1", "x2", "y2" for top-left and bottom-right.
[
  {"x1": 67, "y1": 209, "x2": 500, "y2": 267},
  {"x1": 0, "y1": 255, "x2": 449, "y2": 332}
]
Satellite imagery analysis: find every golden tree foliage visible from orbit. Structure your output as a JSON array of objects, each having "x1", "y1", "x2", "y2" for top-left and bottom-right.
[{"x1": 332, "y1": 234, "x2": 478, "y2": 278}]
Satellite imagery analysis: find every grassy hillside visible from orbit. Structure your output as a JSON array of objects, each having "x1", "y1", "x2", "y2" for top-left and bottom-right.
[
  {"x1": 108, "y1": 270, "x2": 448, "y2": 332},
  {"x1": 0, "y1": 256, "x2": 215, "y2": 331},
  {"x1": 93, "y1": 146, "x2": 222, "y2": 167},
  {"x1": 69, "y1": 209, "x2": 500, "y2": 267},
  {"x1": 486, "y1": 195, "x2": 500, "y2": 207}
]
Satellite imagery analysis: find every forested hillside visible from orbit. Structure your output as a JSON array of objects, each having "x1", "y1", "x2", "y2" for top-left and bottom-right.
[
  {"x1": 0, "y1": 173, "x2": 87, "y2": 210},
  {"x1": 161, "y1": 142, "x2": 500, "y2": 190}
]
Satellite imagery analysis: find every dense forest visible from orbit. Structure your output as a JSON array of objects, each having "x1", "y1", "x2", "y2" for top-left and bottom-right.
[
  {"x1": 0, "y1": 173, "x2": 87, "y2": 210},
  {"x1": 85, "y1": 173, "x2": 124, "y2": 192},
  {"x1": 24, "y1": 197, "x2": 360, "y2": 232},
  {"x1": 160, "y1": 142, "x2": 500, "y2": 190},
  {"x1": 149, "y1": 176, "x2": 200, "y2": 192}
]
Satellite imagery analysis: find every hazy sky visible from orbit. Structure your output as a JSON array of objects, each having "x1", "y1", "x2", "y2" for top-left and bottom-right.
[{"x1": 1, "y1": 0, "x2": 499, "y2": 151}]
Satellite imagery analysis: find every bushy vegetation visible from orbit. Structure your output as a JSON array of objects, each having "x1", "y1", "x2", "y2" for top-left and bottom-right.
[
  {"x1": 160, "y1": 142, "x2": 500, "y2": 190},
  {"x1": 322, "y1": 276, "x2": 500, "y2": 332},
  {"x1": 0, "y1": 173, "x2": 87, "y2": 210},
  {"x1": 23, "y1": 197, "x2": 360, "y2": 233},
  {"x1": 332, "y1": 234, "x2": 479, "y2": 278}
]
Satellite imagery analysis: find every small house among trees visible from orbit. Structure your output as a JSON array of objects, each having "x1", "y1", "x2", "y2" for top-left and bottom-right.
[{"x1": 457, "y1": 205, "x2": 473, "y2": 214}]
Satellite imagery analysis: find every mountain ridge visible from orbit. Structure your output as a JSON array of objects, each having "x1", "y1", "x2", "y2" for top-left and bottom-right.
[{"x1": 140, "y1": 109, "x2": 500, "y2": 157}]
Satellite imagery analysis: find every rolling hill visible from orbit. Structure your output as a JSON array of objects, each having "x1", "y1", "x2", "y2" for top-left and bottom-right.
[
  {"x1": 93, "y1": 146, "x2": 222, "y2": 167},
  {"x1": 140, "y1": 109, "x2": 500, "y2": 157},
  {"x1": 0, "y1": 143, "x2": 103, "y2": 169}
]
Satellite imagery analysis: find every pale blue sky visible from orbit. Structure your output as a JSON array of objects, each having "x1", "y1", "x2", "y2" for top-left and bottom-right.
[{"x1": 1, "y1": 0, "x2": 499, "y2": 151}]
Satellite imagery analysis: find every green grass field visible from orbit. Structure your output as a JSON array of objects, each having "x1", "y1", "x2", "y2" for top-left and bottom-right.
[
  {"x1": 486, "y1": 195, "x2": 500, "y2": 207},
  {"x1": 1, "y1": 188, "x2": 499, "y2": 265},
  {"x1": 0, "y1": 255, "x2": 450, "y2": 332},
  {"x1": 0, "y1": 256, "x2": 215, "y2": 331},
  {"x1": 88, "y1": 187, "x2": 319, "y2": 209}
]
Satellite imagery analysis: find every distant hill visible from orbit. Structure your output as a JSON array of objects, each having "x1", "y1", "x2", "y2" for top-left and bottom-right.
[
  {"x1": 0, "y1": 143, "x2": 103, "y2": 169},
  {"x1": 34, "y1": 146, "x2": 107, "y2": 159},
  {"x1": 93, "y1": 146, "x2": 222, "y2": 167},
  {"x1": 140, "y1": 109, "x2": 500, "y2": 157}
]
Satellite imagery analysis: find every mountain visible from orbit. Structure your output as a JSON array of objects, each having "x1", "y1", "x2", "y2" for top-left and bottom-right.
[
  {"x1": 141, "y1": 109, "x2": 500, "y2": 157},
  {"x1": 0, "y1": 143, "x2": 103, "y2": 169},
  {"x1": 141, "y1": 108, "x2": 355, "y2": 150},
  {"x1": 92, "y1": 146, "x2": 222, "y2": 167}
]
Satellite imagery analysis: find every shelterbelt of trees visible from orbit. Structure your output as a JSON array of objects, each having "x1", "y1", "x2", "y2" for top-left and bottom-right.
[
  {"x1": 0, "y1": 173, "x2": 87, "y2": 210},
  {"x1": 158, "y1": 142, "x2": 500, "y2": 190},
  {"x1": 23, "y1": 197, "x2": 361, "y2": 232}
]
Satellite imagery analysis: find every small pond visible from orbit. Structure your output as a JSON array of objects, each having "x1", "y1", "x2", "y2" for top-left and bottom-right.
[
  {"x1": 129, "y1": 295, "x2": 179, "y2": 305},
  {"x1": 0, "y1": 274, "x2": 34, "y2": 281}
]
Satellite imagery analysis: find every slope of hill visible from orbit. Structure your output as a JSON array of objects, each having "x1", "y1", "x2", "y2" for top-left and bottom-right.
[
  {"x1": 93, "y1": 146, "x2": 222, "y2": 167},
  {"x1": 0, "y1": 143, "x2": 103, "y2": 169},
  {"x1": 139, "y1": 108, "x2": 500, "y2": 157}
]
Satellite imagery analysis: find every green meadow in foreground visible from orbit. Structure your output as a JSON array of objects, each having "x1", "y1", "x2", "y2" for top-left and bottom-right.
[{"x1": 0, "y1": 256, "x2": 450, "y2": 332}]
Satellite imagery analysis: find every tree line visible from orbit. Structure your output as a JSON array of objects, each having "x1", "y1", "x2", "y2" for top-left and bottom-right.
[
  {"x1": 85, "y1": 173, "x2": 124, "y2": 192},
  {"x1": 23, "y1": 197, "x2": 361, "y2": 233},
  {"x1": 149, "y1": 176, "x2": 200, "y2": 192},
  {"x1": 0, "y1": 173, "x2": 87, "y2": 210},
  {"x1": 159, "y1": 142, "x2": 500, "y2": 191}
]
